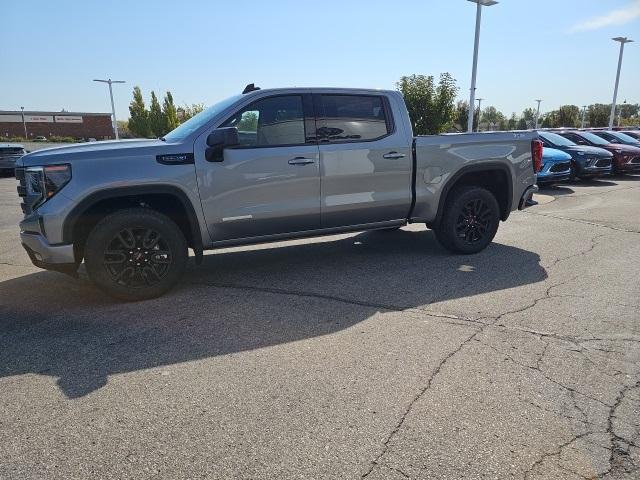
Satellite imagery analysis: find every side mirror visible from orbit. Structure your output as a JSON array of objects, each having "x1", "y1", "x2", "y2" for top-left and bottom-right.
[{"x1": 205, "y1": 127, "x2": 239, "y2": 162}]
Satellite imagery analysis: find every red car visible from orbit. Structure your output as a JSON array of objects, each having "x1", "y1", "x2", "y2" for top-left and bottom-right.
[{"x1": 557, "y1": 130, "x2": 640, "y2": 174}]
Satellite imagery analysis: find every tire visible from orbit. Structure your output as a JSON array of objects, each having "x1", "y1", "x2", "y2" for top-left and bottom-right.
[
  {"x1": 433, "y1": 186, "x2": 500, "y2": 254},
  {"x1": 84, "y1": 208, "x2": 188, "y2": 301}
]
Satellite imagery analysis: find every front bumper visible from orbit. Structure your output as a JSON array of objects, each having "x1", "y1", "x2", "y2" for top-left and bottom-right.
[
  {"x1": 20, "y1": 232, "x2": 78, "y2": 275},
  {"x1": 537, "y1": 173, "x2": 570, "y2": 184},
  {"x1": 615, "y1": 162, "x2": 640, "y2": 173},
  {"x1": 518, "y1": 184, "x2": 539, "y2": 210}
]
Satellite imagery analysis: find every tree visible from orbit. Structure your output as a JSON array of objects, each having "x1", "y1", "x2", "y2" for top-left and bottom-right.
[
  {"x1": 482, "y1": 106, "x2": 505, "y2": 130},
  {"x1": 149, "y1": 91, "x2": 165, "y2": 137},
  {"x1": 454, "y1": 100, "x2": 469, "y2": 132},
  {"x1": 178, "y1": 103, "x2": 205, "y2": 122},
  {"x1": 517, "y1": 118, "x2": 528, "y2": 130},
  {"x1": 522, "y1": 108, "x2": 536, "y2": 129},
  {"x1": 556, "y1": 105, "x2": 580, "y2": 128},
  {"x1": 162, "y1": 91, "x2": 180, "y2": 133},
  {"x1": 507, "y1": 113, "x2": 518, "y2": 130},
  {"x1": 397, "y1": 73, "x2": 459, "y2": 135},
  {"x1": 128, "y1": 86, "x2": 150, "y2": 138},
  {"x1": 588, "y1": 104, "x2": 610, "y2": 128}
]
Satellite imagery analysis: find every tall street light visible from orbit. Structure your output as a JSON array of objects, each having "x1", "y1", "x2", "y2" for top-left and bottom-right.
[
  {"x1": 608, "y1": 37, "x2": 633, "y2": 130},
  {"x1": 534, "y1": 99, "x2": 542, "y2": 129},
  {"x1": 93, "y1": 78, "x2": 126, "y2": 140},
  {"x1": 466, "y1": 0, "x2": 498, "y2": 133},
  {"x1": 20, "y1": 106, "x2": 28, "y2": 139},
  {"x1": 476, "y1": 98, "x2": 484, "y2": 131},
  {"x1": 581, "y1": 105, "x2": 587, "y2": 128}
]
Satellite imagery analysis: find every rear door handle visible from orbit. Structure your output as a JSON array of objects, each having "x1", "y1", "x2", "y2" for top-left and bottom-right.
[
  {"x1": 383, "y1": 151, "x2": 406, "y2": 159},
  {"x1": 288, "y1": 157, "x2": 315, "y2": 165}
]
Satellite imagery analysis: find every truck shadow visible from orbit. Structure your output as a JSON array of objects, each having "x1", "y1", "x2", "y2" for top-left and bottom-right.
[{"x1": 0, "y1": 229, "x2": 546, "y2": 398}]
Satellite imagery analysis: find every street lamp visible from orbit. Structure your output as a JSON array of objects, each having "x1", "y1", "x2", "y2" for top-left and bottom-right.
[
  {"x1": 608, "y1": 37, "x2": 633, "y2": 130},
  {"x1": 534, "y1": 99, "x2": 542, "y2": 129},
  {"x1": 618, "y1": 99, "x2": 626, "y2": 127},
  {"x1": 20, "y1": 106, "x2": 27, "y2": 139},
  {"x1": 476, "y1": 98, "x2": 484, "y2": 131},
  {"x1": 93, "y1": 78, "x2": 126, "y2": 140},
  {"x1": 581, "y1": 105, "x2": 587, "y2": 128},
  {"x1": 466, "y1": 0, "x2": 498, "y2": 133}
]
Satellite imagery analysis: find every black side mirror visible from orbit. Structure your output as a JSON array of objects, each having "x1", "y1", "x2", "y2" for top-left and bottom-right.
[{"x1": 205, "y1": 127, "x2": 239, "y2": 162}]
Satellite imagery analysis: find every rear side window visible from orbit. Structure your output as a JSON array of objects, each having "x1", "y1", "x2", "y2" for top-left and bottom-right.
[
  {"x1": 221, "y1": 95, "x2": 305, "y2": 147},
  {"x1": 316, "y1": 95, "x2": 391, "y2": 143}
]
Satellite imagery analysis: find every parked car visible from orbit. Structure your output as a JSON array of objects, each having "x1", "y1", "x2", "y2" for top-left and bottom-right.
[
  {"x1": 33, "y1": 136, "x2": 48, "y2": 142},
  {"x1": 0, "y1": 143, "x2": 26, "y2": 174},
  {"x1": 15, "y1": 86, "x2": 540, "y2": 300},
  {"x1": 537, "y1": 147, "x2": 572, "y2": 185},
  {"x1": 590, "y1": 130, "x2": 640, "y2": 147},
  {"x1": 620, "y1": 130, "x2": 640, "y2": 141},
  {"x1": 537, "y1": 131, "x2": 612, "y2": 180},
  {"x1": 557, "y1": 130, "x2": 640, "y2": 174}
]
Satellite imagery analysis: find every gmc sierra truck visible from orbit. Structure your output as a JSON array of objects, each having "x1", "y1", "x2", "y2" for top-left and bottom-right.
[{"x1": 15, "y1": 86, "x2": 540, "y2": 300}]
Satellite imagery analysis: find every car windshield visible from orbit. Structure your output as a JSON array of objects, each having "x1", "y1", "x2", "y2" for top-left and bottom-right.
[
  {"x1": 162, "y1": 94, "x2": 243, "y2": 142},
  {"x1": 609, "y1": 131, "x2": 639, "y2": 144},
  {"x1": 578, "y1": 132, "x2": 610, "y2": 145},
  {"x1": 539, "y1": 131, "x2": 576, "y2": 147}
]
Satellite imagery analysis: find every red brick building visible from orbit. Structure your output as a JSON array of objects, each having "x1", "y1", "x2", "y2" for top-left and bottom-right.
[{"x1": 0, "y1": 111, "x2": 114, "y2": 139}]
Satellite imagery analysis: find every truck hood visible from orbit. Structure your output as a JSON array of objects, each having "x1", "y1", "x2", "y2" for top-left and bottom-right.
[{"x1": 18, "y1": 139, "x2": 169, "y2": 167}]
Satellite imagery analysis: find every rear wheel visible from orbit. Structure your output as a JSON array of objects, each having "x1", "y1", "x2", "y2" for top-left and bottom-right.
[
  {"x1": 84, "y1": 208, "x2": 188, "y2": 301},
  {"x1": 433, "y1": 186, "x2": 500, "y2": 254}
]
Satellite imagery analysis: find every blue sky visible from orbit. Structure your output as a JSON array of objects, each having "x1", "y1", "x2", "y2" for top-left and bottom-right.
[{"x1": 2, "y1": 0, "x2": 639, "y2": 119}]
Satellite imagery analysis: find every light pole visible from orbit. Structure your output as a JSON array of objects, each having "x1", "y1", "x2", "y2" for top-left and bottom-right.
[
  {"x1": 534, "y1": 99, "x2": 542, "y2": 129},
  {"x1": 20, "y1": 106, "x2": 27, "y2": 139},
  {"x1": 466, "y1": 0, "x2": 498, "y2": 133},
  {"x1": 93, "y1": 78, "x2": 126, "y2": 140},
  {"x1": 608, "y1": 37, "x2": 633, "y2": 130},
  {"x1": 476, "y1": 98, "x2": 484, "y2": 131},
  {"x1": 618, "y1": 99, "x2": 626, "y2": 127},
  {"x1": 581, "y1": 105, "x2": 587, "y2": 128}
]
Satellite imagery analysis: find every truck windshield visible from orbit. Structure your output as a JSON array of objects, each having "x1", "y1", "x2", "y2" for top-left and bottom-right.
[
  {"x1": 578, "y1": 132, "x2": 610, "y2": 146},
  {"x1": 162, "y1": 94, "x2": 243, "y2": 142},
  {"x1": 539, "y1": 132, "x2": 576, "y2": 147}
]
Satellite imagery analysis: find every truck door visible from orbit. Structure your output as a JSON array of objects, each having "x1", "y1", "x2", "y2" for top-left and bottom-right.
[
  {"x1": 195, "y1": 93, "x2": 321, "y2": 241},
  {"x1": 314, "y1": 93, "x2": 413, "y2": 228}
]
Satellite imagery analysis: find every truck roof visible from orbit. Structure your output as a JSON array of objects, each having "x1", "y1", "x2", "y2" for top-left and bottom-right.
[{"x1": 241, "y1": 86, "x2": 399, "y2": 96}]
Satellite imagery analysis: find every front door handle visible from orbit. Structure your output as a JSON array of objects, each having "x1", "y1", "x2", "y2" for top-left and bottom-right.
[
  {"x1": 383, "y1": 151, "x2": 406, "y2": 159},
  {"x1": 288, "y1": 157, "x2": 315, "y2": 165}
]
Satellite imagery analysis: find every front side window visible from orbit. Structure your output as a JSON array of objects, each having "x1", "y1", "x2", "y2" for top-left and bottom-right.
[
  {"x1": 578, "y1": 132, "x2": 610, "y2": 146},
  {"x1": 222, "y1": 95, "x2": 305, "y2": 147},
  {"x1": 317, "y1": 95, "x2": 390, "y2": 142}
]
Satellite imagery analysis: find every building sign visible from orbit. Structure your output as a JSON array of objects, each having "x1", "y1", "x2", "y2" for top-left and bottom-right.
[
  {"x1": 54, "y1": 115, "x2": 83, "y2": 123},
  {"x1": 26, "y1": 115, "x2": 54, "y2": 123},
  {"x1": 0, "y1": 115, "x2": 23, "y2": 122}
]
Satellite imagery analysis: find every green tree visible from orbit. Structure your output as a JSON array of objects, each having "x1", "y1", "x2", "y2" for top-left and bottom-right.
[
  {"x1": 507, "y1": 113, "x2": 518, "y2": 130},
  {"x1": 588, "y1": 104, "x2": 610, "y2": 127},
  {"x1": 149, "y1": 91, "x2": 165, "y2": 137},
  {"x1": 179, "y1": 103, "x2": 205, "y2": 122},
  {"x1": 128, "y1": 86, "x2": 150, "y2": 138},
  {"x1": 162, "y1": 91, "x2": 179, "y2": 134},
  {"x1": 397, "y1": 73, "x2": 459, "y2": 135},
  {"x1": 517, "y1": 118, "x2": 528, "y2": 130},
  {"x1": 556, "y1": 105, "x2": 580, "y2": 128},
  {"x1": 521, "y1": 108, "x2": 536, "y2": 129},
  {"x1": 482, "y1": 106, "x2": 505, "y2": 130},
  {"x1": 237, "y1": 111, "x2": 258, "y2": 132},
  {"x1": 454, "y1": 100, "x2": 469, "y2": 132}
]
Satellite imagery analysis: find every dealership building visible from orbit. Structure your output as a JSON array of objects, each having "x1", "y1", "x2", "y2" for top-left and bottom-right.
[{"x1": 0, "y1": 110, "x2": 114, "y2": 139}]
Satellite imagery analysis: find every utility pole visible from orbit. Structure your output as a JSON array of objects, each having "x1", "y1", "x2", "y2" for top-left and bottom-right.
[
  {"x1": 466, "y1": 0, "x2": 498, "y2": 133},
  {"x1": 93, "y1": 78, "x2": 126, "y2": 140},
  {"x1": 534, "y1": 99, "x2": 542, "y2": 129},
  {"x1": 609, "y1": 37, "x2": 633, "y2": 130}
]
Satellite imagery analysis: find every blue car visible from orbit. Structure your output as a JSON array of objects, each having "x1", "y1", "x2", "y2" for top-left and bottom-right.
[
  {"x1": 537, "y1": 147, "x2": 572, "y2": 185},
  {"x1": 538, "y1": 131, "x2": 612, "y2": 180}
]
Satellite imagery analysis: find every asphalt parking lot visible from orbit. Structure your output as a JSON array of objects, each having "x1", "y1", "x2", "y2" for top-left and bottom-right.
[{"x1": 0, "y1": 175, "x2": 639, "y2": 479}]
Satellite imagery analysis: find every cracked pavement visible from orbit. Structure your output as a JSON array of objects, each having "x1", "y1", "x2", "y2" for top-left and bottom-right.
[{"x1": 0, "y1": 175, "x2": 639, "y2": 479}]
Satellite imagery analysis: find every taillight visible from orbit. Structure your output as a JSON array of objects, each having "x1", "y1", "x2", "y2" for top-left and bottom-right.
[{"x1": 531, "y1": 139, "x2": 543, "y2": 173}]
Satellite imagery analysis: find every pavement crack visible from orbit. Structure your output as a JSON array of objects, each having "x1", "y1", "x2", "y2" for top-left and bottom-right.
[{"x1": 523, "y1": 211, "x2": 640, "y2": 234}]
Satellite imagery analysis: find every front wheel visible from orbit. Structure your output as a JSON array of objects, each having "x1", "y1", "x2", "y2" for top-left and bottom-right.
[
  {"x1": 84, "y1": 208, "x2": 188, "y2": 301},
  {"x1": 433, "y1": 186, "x2": 500, "y2": 254}
]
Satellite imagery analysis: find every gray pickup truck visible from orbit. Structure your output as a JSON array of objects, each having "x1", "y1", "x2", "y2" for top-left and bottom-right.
[{"x1": 15, "y1": 86, "x2": 540, "y2": 300}]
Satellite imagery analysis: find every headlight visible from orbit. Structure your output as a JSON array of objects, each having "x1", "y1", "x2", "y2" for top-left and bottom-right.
[{"x1": 25, "y1": 164, "x2": 72, "y2": 209}]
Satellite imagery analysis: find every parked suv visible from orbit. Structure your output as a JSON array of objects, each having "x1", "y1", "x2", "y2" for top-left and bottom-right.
[
  {"x1": 15, "y1": 87, "x2": 539, "y2": 300},
  {"x1": 0, "y1": 143, "x2": 26, "y2": 175},
  {"x1": 590, "y1": 130, "x2": 640, "y2": 147},
  {"x1": 557, "y1": 130, "x2": 640, "y2": 174},
  {"x1": 537, "y1": 131, "x2": 612, "y2": 180},
  {"x1": 537, "y1": 147, "x2": 571, "y2": 185}
]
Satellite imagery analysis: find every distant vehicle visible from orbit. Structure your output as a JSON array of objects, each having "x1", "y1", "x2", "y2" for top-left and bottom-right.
[
  {"x1": 537, "y1": 147, "x2": 572, "y2": 185},
  {"x1": 620, "y1": 130, "x2": 640, "y2": 141},
  {"x1": 14, "y1": 86, "x2": 540, "y2": 300},
  {"x1": 0, "y1": 143, "x2": 26, "y2": 174},
  {"x1": 537, "y1": 131, "x2": 612, "y2": 180},
  {"x1": 590, "y1": 130, "x2": 640, "y2": 147},
  {"x1": 33, "y1": 136, "x2": 48, "y2": 142},
  {"x1": 557, "y1": 130, "x2": 640, "y2": 175}
]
